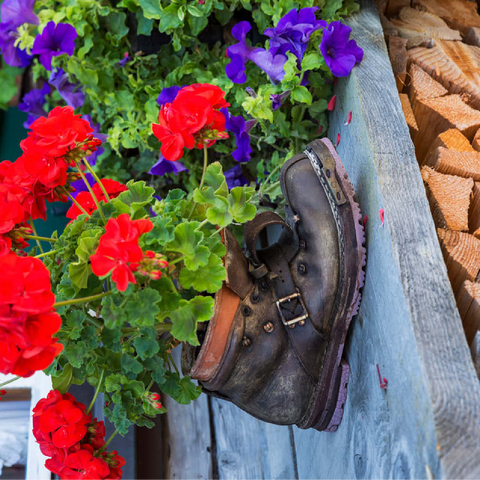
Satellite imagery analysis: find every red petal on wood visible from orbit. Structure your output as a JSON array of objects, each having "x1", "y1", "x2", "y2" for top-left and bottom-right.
[
  {"x1": 327, "y1": 95, "x2": 337, "y2": 111},
  {"x1": 344, "y1": 111, "x2": 352, "y2": 125}
]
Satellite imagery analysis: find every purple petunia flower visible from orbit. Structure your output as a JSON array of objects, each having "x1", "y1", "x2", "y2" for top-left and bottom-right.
[
  {"x1": 70, "y1": 172, "x2": 95, "y2": 199},
  {"x1": 82, "y1": 114, "x2": 108, "y2": 166},
  {"x1": 149, "y1": 155, "x2": 188, "y2": 176},
  {"x1": 31, "y1": 21, "x2": 77, "y2": 70},
  {"x1": 48, "y1": 68, "x2": 84, "y2": 109},
  {"x1": 225, "y1": 21, "x2": 255, "y2": 84},
  {"x1": 118, "y1": 52, "x2": 131, "y2": 67},
  {"x1": 224, "y1": 165, "x2": 249, "y2": 190},
  {"x1": 265, "y1": 8, "x2": 325, "y2": 62},
  {"x1": 0, "y1": 0, "x2": 38, "y2": 67},
  {"x1": 320, "y1": 21, "x2": 363, "y2": 77},
  {"x1": 156, "y1": 85, "x2": 183, "y2": 107},
  {"x1": 221, "y1": 108, "x2": 254, "y2": 163},
  {"x1": 18, "y1": 83, "x2": 50, "y2": 127}
]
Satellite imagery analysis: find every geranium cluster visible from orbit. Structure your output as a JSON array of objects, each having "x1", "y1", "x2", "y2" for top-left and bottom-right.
[
  {"x1": 33, "y1": 390, "x2": 125, "y2": 479},
  {"x1": 91, "y1": 213, "x2": 168, "y2": 292},
  {"x1": 0, "y1": 251, "x2": 62, "y2": 377},
  {"x1": 152, "y1": 83, "x2": 230, "y2": 161}
]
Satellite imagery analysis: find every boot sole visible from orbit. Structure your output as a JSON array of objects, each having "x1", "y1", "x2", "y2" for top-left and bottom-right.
[{"x1": 299, "y1": 138, "x2": 367, "y2": 432}]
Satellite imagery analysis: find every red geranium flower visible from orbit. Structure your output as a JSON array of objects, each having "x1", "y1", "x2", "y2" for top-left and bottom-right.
[
  {"x1": 152, "y1": 83, "x2": 229, "y2": 161},
  {"x1": 90, "y1": 214, "x2": 153, "y2": 292},
  {"x1": 66, "y1": 179, "x2": 128, "y2": 221},
  {"x1": 24, "y1": 106, "x2": 93, "y2": 158},
  {"x1": 61, "y1": 447, "x2": 111, "y2": 479},
  {"x1": 0, "y1": 253, "x2": 55, "y2": 314},
  {"x1": 33, "y1": 390, "x2": 92, "y2": 450},
  {"x1": 0, "y1": 308, "x2": 63, "y2": 377}
]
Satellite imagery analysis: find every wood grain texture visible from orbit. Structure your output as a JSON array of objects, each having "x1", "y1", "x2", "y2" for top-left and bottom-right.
[
  {"x1": 162, "y1": 348, "x2": 213, "y2": 480},
  {"x1": 423, "y1": 129, "x2": 474, "y2": 166},
  {"x1": 293, "y1": 2, "x2": 480, "y2": 479},
  {"x1": 456, "y1": 281, "x2": 480, "y2": 344},
  {"x1": 414, "y1": 95, "x2": 480, "y2": 161},
  {"x1": 421, "y1": 166, "x2": 473, "y2": 231},
  {"x1": 211, "y1": 398, "x2": 298, "y2": 480}
]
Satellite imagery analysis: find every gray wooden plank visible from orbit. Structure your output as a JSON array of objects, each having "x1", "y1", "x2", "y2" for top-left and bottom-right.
[
  {"x1": 211, "y1": 397, "x2": 298, "y2": 480},
  {"x1": 294, "y1": 1, "x2": 480, "y2": 478},
  {"x1": 162, "y1": 346, "x2": 213, "y2": 479}
]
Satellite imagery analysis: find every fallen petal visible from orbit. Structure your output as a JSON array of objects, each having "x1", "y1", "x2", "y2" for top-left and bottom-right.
[
  {"x1": 327, "y1": 95, "x2": 336, "y2": 111},
  {"x1": 344, "y1": 111, "x2": 352, "y2": 125}
]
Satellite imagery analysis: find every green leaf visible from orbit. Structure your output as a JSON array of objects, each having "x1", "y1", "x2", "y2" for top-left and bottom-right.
[
  {"x1": 52, "y1": 364, "x2": 73, "y2": 394},
  {"x1": 291, "y1": 86, "x2": 313, "y2": 105},
  {"x1": 102, "y1": 296, "x2": 129, "y2": 329},
  {"x1": 139, "y1": 0, "x2": 162, "y2": 19},
  {"x1": 125, "y1": 288, "x2": 162, "y2": 327},
  {"x1": 122, "y1": 354, "x2": 143, "y2": 375},
  {"x1": 179, "y1": 254, "x2": 225, "y2": 294},
  {"x1": 169, "y1": 296, "x2": 214, "y2": 345},
  {"x1": 133, "y1": 328, "x2": 160, "y2": 360},
  {"x1": 228, "y1": 187, "x2": 257, "y2": 223}
]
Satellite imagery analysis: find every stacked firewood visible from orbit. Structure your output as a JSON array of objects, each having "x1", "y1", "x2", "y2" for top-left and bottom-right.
[{"x1": 378, "y1": 0, "x2": 480, "y2": 347}]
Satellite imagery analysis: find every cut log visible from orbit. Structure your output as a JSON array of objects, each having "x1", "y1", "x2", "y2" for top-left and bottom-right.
[
  {"x1": 390, "y1": 7, "x2": 461, "y2": 47},
  {"x1": 414, "y1": 95, "x2": 480, "y2": 161},
  {"x1": 399, "y1": 93, "x2": 419, "y2": 139},
  {"x1": 469, "y1": 182, "x2": 480, "y2": 237},
  {"x1": 425, "y1": 147, "x2": 480, "y2": 180},
  {"x1": 385, "y1": 0, "x2": 410, "y2": 17},
  {"x1": 408, "y1": 46, "x2": 480, "y2": 110},
  {"x1": 388, "y1": 36, "x2": 408, "y2": 91},
  {"x1": 412, "y1": 0, "x2": 480, "y2": 34},
  {"x1": 423, "y1": 129, "x2": 475, "y2": 166},
  {"x1": 407, "y1": 63, "x2": 447, "y2": 115},
  {"x1": 473, "y1": 128, "x2": 480, "y2": 152},
  {"x1": 465, "y1": 27, "x2": 480, "y2": 48},
  {"x1": 456, "y1": 281, "x2": 480, "y2": 344},
  {"x1": 437, "y1": 228, "x2": 480, "y2": 295},
  {"x1": 421, "y1": 166, "x2": 473, "y2": 231}
]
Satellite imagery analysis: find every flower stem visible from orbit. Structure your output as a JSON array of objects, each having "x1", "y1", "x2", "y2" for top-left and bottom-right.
[
  {"x1": 103, "y1": 430, "x2": 118, "y2": 450},
  {"x1": 53, "y1": 291, "x2": 112, "y2": 308},
  {"x1": 82, "y1": 159, "x2": 110, "y2": 202},
  {"x1": 35, "y1": 250, "x2": 58, "y2": 259},
  {"x1": 75, "y1": 163, "x2": 107, "y2": 223},
  {"x1": 0, "y1": 376, "x2": 21, "y2": 388},
  {"x1": 62, "y1": 188, "x2": 91, "y2": 218},
  {"x1": 86, "y1": 369, "x2": 105, "y2": 415},
  {"x1": 25, "y1": 234, "x2": 58, "y2": 243},
  {"x1": 28, "y1": 219, "x2": 44, "y2": 253}
]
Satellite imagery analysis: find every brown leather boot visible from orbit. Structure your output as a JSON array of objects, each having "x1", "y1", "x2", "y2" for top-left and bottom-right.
[{"x1": 182, "y1": 138, "x2": 366, "y2": 431}]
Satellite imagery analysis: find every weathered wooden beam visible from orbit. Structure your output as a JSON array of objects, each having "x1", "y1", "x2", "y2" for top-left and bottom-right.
[
  {"x1": 421, "y1": 166, "x2": 473, "y2": 231},
  {"x1": 456, "y1": 281, "x2": 480, "y2": 344},
  {"x1": 390, "y1": 7, "x2": 461, "y2": 47},
  {"x1": 412, "y1": 0, "x2": 480, "y2": 34},
  {"x1": 388, "y1": 36, "x2": 408, "y2": 91},
  {"x1": 295, "y1": 2, "x2": 480, "y2": 479},
  {"x1": 210, "y1": 398, "x2": 298, "y2": 480},
  {"x1": 437, "y1": 228, "x2": 480, "y2": 295},
  {"x1": 413, "y1": 95, "x2": 480, "y2": 162},
  {"x1": 425, "y1": 147, "x2": 480, "y2": 180},
  {"x1": 423, "y1": 129, "x2": 475, "y2": 166},
  {"x1": 399, "y1": 93, "x2": 419, "y2": 139}
]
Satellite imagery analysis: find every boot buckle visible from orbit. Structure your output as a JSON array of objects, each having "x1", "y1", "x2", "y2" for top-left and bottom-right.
[{"x1": 276, "y1": 290, "x2": 309, "y2": 326}]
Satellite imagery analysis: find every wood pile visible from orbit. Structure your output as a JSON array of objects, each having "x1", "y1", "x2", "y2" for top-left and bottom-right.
[{"x1": 378, "y1": 0, "x2": 480, "y2": 348}]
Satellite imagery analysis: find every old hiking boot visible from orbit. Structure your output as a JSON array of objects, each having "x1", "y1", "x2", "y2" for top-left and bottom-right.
[{"x1": 182, "y1": 138, "x2": 366, "y2": 431}]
